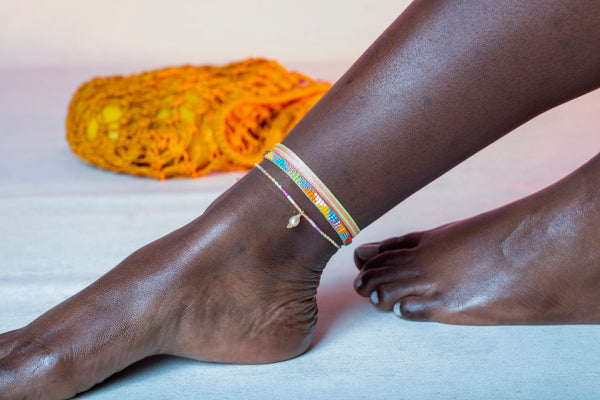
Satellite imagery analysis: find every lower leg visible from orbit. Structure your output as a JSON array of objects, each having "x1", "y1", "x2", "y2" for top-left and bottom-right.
[{"x1": 284, "y1": 0, "x2": 600, "y2": 227}]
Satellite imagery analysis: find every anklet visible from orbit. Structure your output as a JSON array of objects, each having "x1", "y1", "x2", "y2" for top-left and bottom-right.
[
  {"x1": 264, "y1": 148, "x2": 353, "y2": 245},
  {"x1": 274, "y1": 143, "x2": 360, "y2": 237},
  {"x1": 255, "y1": 163, "x2": 341, "y2": 249},
  {"x1": 263, "y1": 144, "x2": 359, "y2": 245}
]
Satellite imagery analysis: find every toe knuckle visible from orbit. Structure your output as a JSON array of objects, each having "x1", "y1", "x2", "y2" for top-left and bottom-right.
[{"x1": 399, "y1": 302, "x2": 416, "y2": 319}]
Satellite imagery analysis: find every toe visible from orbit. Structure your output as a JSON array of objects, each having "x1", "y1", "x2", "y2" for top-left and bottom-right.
[
  {"x1": 360, "y1": 248, "x2": 417, "y2": 272},
  {"x1": 394, "y1": 296, "x2": 440, "y2": 321},
  {"x1": 354, "y1": 265, "x2": 419, "y2": 296},
  {"x1": 369, "y1": 279, "x2": 432, "y2": 310},
  {"x1": 353, "y1": 233, "x2": 423, "y2": 270},
  {"x1": 377, "y1": 232, "x2": 423, "y2": 252},
  {"x1": 354, "y1": 243, "x2": 381, "y2": 269}
]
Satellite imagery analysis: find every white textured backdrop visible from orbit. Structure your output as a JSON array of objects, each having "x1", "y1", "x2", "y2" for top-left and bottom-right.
[{"x1": 1, "y1": 0, "x2": 412, "y2": 67}]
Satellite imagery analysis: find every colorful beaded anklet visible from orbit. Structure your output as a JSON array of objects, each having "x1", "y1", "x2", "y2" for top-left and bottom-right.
[
  {"x1": 273, "y1": 144, "x2": 360, "y2": 238},
  {"x1": 255, "y1": 163, "x2": 341, "y2": 250},
  {"x1": 264, "y1": 145, "x2": 360, "y2": 246}
]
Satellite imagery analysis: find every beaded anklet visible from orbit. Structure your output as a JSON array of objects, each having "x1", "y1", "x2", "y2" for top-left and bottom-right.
[
  {"x1": 255, "y1": 163, "x2": 341, "y2": 250},
  {"x1": 274, "y1": 144, "x2": 360, "y2": 237},
  {"x1": 264, "y1": 144, "x2": 360, "y2": 246}
]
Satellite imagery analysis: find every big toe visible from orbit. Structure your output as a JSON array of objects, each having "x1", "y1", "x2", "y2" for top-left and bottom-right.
[
  {"x1": 354, "y1": 243, "x2": 381, "y2": 269},
  {"x1": 354, "y1": 233, "x2": 424, "y2": 269}
]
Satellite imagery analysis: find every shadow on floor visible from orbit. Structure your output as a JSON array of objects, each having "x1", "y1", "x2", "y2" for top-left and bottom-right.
[
  {"x1": 311, "y1": 280, "x2": 367, "y2": 348},
  {"x1": 76, "y1": 355, "x2": 194, "y2": 398}
]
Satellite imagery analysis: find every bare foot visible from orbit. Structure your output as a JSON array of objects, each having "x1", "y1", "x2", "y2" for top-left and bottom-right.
[
  {"x1": 0, "y1": 167, "x2": 337, "y2": 399},
  {"x1": 353, "y1": 153, "x2": 600, "y2": 325}
]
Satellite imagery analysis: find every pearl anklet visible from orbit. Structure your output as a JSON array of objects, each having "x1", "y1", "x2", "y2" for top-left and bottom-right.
[
  {"x1": 255, "y1": 163, "x2": 341, "y2": 249},
  {"x1": 264, "y1": 144, "x2": 360, "y2": 246}
]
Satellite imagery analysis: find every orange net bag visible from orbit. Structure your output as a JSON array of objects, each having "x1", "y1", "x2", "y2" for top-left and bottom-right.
[{"x1": 66, "y1": 58, "x2": 331, "y2": 179}]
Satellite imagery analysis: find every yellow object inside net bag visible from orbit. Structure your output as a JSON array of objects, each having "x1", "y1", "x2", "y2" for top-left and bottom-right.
[{"x1": 66, "y1": 58, "x2": 331, "y2": 179}]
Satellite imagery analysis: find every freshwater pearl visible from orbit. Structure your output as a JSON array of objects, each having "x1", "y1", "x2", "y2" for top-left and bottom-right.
[{"x1": 287, "y1": 213, "x2": 301, "y2": 228}]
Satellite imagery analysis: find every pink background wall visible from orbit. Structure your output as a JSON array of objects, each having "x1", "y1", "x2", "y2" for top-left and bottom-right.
[{"x1": 1, "y1": 0, "x2": 412, "y2": 68}]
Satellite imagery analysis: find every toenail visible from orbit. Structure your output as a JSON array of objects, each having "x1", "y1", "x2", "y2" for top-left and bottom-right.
[
  {"x1": 393, "y1": 303, "x2": 402, "y2": 317},
  {"x1": 370, "y1": 291, "x2": 379, "y2": 305},
  {"x1": 354, "y1": 277, "x2": 362, "y2": 290},
  {"x1": 355, "y1": 244, "x2": 379, "y2": 262}
]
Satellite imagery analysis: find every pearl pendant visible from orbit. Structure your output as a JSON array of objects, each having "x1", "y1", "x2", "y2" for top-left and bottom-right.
[{"x1": 287, "y1": 213, "x2": 302, "y2": 228}]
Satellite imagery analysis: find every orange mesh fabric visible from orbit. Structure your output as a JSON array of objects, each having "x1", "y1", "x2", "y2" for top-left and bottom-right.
[{"x1": 66, "y1": 58, "x2": 331, "y2": 179}]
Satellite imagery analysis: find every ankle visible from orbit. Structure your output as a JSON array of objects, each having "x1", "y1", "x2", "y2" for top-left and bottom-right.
[{"x1": 194, "y1": 168, "x2": 339, "y2": 271}]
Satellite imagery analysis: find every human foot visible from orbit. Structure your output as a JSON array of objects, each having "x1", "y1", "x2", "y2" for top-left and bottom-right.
[
  {"x1": 353, "y1": 154, "x2": 600, "y2": 325},
  {"x1": 0, "y1": 167, "x2": 337, "y2": 399}
]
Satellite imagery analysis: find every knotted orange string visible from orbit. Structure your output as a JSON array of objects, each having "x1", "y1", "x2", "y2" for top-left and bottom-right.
[{"x1": 66, "y1": 58, "x2": 331, "y2": 179}]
